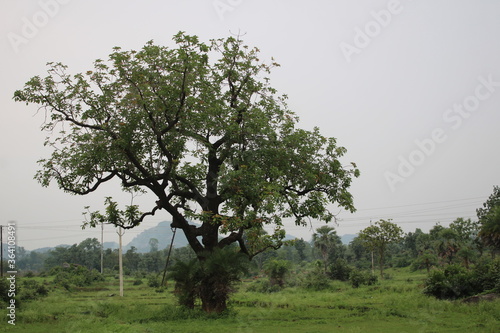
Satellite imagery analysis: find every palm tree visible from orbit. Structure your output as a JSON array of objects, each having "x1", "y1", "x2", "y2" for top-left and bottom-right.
[{"x1": 312, "y1": 226, "x2": 341, "y2": 273}]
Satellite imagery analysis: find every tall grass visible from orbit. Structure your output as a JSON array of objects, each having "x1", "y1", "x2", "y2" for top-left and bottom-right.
[{"x1": 3, "y1": 269, "x2": 499, "y2": 332}]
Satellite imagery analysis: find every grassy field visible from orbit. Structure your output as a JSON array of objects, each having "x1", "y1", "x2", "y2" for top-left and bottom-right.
[{"x1": 3, "y1": 268, "x2": 499, "y2": 332}]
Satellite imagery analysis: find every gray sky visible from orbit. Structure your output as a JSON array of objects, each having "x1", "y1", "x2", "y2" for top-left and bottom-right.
[{"x1": 2, "y1": 0, "x2": 500, "y2": 250}]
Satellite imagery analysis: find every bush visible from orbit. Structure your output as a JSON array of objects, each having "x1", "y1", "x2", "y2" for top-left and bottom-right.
[
  {"x1": 0, "y1": 277, "x2": 50, "y2": 309},
  {"x1": 423, "y1": 260, "x2": 500, "y2": 300},
  {"x1": 470, "y1": 258, "x2": 500, "y2": 293},
  {"x1": 53, "y1": 264, "x2": 104, "y2": 290},
  {"x1": 168, "y1": 248, "x2": 249, "y2": 310},
  {"x1": 24, "y1": 271, "x2": 36, "y2": 278},
  {"x1": 133, "y1": 279, "x2": 144, "y2": 286},
  {"x1": 349, "y1": 269, "x2": 377, "y2": 288},
  {"x1": 19, "y1": 280, "x2": 50, "y2": 301},
  {"x1": 264, "y1": 259, "x2": 291, "y2": 288},
  {"x1": 424, "y1": 264, "x2": 473, "y2": 299},
  {"x1": 147, "y1": 274, "x2": 162, "y2": 288},
  {"x1": 246, "y1": 279, "x2": 282, "y2": 293},
  {"x1": 327, "y1": 258, "x2": 352, "y2": 281},
  {"x1": 300, "y1": 262, "x2": 330, "y2": 291}
]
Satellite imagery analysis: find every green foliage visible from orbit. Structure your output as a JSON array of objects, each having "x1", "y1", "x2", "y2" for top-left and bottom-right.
[
  {"x1": 300, "y1": 261, "x2": 331, "y2": 290},
  {"x1": 312, "y1": 226, "x2": 343, "y2": 272},
  {"x1": 15, "y1": 31, "x2": 360, "y2": 314},
  {"x1": 327, "y1": 258, "x2": 352, "y2": 281},
  {"x1": 169, "y1": 247, "x2": 249, "y2": 311},
  {"x1": 263, "y1": 259, "x2": 291, "y2": 287},
  {"x1": 147, "y1": 274, "x2": 161, "y2": 288},
  {"x1": 132, "y1": 279, "x2": 143, "y2": 286},
  {"x1": 7, "y1": 267, "x2": 500, "y2": 332},
  {"x1": 410, "y1": 250, "x2": 439, "y2": 273},
  {"x1": 349, "y1": 269, "x2": 378, "y2": 288},
  {"x1": 168, "y1": 259, "x2": 200, "y2": 308},
  {"x1": 24, "y1": 271, "x2": 36, "y2": 278},
  {"x1": 14, "y1": 30, "x2": 358, "y2": 263},
  {"x1": 19, "y1": 279, "x2": 50, "y2": 301},
  {"x1": 477, "y1": 186, "x2": 500, "y2": 252},
  {"x1": 43, "y1": 238, "x2": 101, "y2": 271},
  {"x1": 0, "y1": 277, "x2": 50, "y2": 309},
  {"x1": 0, "y1": 278, "x2": 11, "y2": 304},
  {"x1": 424, "y1": 264, "x2": 473, "y2": 299},
  {"x1": 424, "y1": 259, "x2": 500, "y2": 299},
  {"x1": 246, "y1": 279, "x2": 282, "y2": 293},
  {"x1": 358, "y1": 219, "x2": 404, "y2": 278},
  {"x1": 52, "y1": 264, "x2": 104, "y2": 290}
]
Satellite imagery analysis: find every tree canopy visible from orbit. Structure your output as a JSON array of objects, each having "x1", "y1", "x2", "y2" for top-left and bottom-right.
[
  {"x1": 358, "y1": 219, "x2": 404, "y2": 277},
  {"x1": 14, "y1": 32, "x2": 359, "y2": 260},
  {"x1": 477, "y1": 186, "x2": 500, "y2": 252}
]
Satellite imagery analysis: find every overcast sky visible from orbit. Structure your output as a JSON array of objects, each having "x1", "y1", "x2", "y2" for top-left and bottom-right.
[{"x1": 2, "y1": 0, "x2": 500, "y2": 251}]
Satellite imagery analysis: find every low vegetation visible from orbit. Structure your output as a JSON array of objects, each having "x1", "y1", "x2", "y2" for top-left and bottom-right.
[
  {"x1": 5, "y1": 187, "x2": 499, "y2": 330},
  {"x1": 2, "y1": 267, "x2": 499, "y2": 332}
]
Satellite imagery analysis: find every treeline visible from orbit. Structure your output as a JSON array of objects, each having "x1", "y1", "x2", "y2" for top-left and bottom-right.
[{"x1": 12, "y1": 187, "x2": 500, "y2": 301}]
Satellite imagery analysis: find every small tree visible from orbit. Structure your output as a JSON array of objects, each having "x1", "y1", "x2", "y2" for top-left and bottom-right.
[
  {"x1": 358, "y1": 219, "x2": 404, "y2": 278},
  {"x1": 264, "y1": 259, "x2": 291, "y2": 288},
  {"x1": 312, "y1": 226, "x2": 342, "y2": 273}
]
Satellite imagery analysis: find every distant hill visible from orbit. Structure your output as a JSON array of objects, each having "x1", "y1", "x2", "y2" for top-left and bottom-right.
[
  {"x1": 124, "y1": 221, "x2": 299, "y2": 253},
  {"x1": 124, "y1": 221, "x2": 189, "y2": 252},
  {"x1": 32, "y1": 244, "x2": 71, "y2": 253},
  {"x1": 341, "y1": 234, "x2": 357, "y2": 245},
  {"x1": 103, "y1": 242, "x2": 119, "y2": 250},
  {"x1": 26, "y1": 222, "x2": 306, "y2": 254}
]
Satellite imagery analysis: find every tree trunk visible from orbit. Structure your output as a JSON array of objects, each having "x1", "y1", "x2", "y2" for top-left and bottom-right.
[
  {"x1": 379, "y1": 250, "x2": 385, "y2": 279},
  {"x1": 199, "y1": 278, "x2": 228, "y2": 314},
  {"x1": 425, "y1": 260, "x2": 431, "y2": 274}
]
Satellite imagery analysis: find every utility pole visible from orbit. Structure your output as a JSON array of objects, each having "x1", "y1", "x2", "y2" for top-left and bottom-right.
[
  {"x1": 161, "y1": 227, "x2": 177, "y2": 286},
  {"x1": 0, "y1": 225, "x2": 3, "y2": 277},
  {"x1": 370, "y1": 220, "x2": 374, "y2": 275},
  {"x1": 117, "y1": 226, "x2": 125, "y2": 297},
  {"x1": 100, "y1": 222, "x2": 104, "y2": 274}
]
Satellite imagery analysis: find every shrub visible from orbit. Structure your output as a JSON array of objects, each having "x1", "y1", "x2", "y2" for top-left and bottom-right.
[
  {"x1": 300, "y1": 262, "x2": 330, "y2": 291},
  {"x1": 19, "y1": 279, "x2": 50, "y2": 301},
  {"x1": 246, "y1": 279, "x2": 282, "y2": 293},
  {"x1": 349, "y1": 269, "x2": 377, "y2": 288},
  {"x1": 424, "y1": 264, "x2": 473, "y2": 299},
  {"x1": 327, "y1": 258, "x2": 352, "y2": 281},
  {"x1": 264, "y1": 259, "x2": 291, "y2": 288},
  {"x1": 470, "y1": 258, "x2": 500, "y2": 293},
  {"x1": 53, "y1": 264, "x2": 104, "y2": 290},
  {"x1": 24, "y1": 271, "x2": 36, "y2": 278},
  {"x1": 168, "y1": 248, "x2": 249, "y2": 310},
  {"x1": 423, "y1": 261, "x2": 500, "y2": 300},
  {"x1": 147, "y1": 274, "x2": 162, "y2": 288}
]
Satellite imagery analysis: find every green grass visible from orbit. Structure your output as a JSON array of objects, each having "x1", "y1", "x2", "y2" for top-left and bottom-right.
[{"x1": 3, "y1": 269, "x2": 500, "y2": 332}]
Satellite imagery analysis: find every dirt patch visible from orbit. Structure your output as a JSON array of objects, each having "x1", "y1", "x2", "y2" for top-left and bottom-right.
[{"x1": 462, "y1": 293, "x2": 500, "y2": 303}]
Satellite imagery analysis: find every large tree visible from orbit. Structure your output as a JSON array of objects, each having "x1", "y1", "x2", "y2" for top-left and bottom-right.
[{"x1": 14, "y1": 32, "x2": 359, "y2": 312}]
